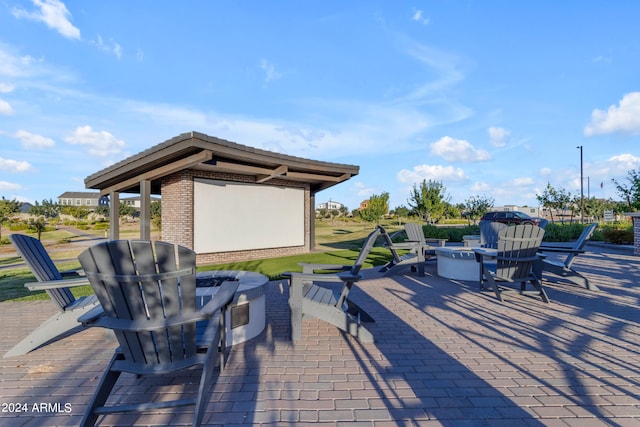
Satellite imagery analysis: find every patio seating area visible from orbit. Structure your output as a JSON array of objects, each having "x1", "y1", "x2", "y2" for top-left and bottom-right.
[{"x1": 1, "y1": 243, "x2": 640, "y2": 426}]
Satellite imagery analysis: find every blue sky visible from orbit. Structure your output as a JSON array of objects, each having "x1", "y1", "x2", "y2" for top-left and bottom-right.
[{"x1": 1, "y1": 1, "x2": 639, "y2": 212}]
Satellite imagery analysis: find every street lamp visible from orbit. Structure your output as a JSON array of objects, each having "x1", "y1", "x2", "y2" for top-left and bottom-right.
[{"x1": 577, "y1": 145, "x2": 584, "y2": 223}]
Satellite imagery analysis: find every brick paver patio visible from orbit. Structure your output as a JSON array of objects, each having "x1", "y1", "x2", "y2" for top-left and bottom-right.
[{"x1": 1, "y1": 244, "x2": 639, "y2": 426}]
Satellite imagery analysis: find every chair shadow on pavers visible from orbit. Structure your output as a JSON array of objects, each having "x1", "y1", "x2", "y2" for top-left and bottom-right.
[{"x1": 5, "y1": 233, "x2": 102, "y2": 358}]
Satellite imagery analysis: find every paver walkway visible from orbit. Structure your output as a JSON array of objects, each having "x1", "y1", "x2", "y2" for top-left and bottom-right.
[{"x1": 1, "y1": 245, "x2": 639, "y2": 426}]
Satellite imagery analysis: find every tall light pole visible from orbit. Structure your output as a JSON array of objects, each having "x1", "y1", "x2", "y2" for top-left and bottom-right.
[{"x1": 577, "y1": 145, "x2": 584, "y2": 223}]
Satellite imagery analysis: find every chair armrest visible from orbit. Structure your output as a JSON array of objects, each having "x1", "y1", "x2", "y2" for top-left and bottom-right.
[
  {"x1": 296, "y1": 263, "x2": 350, "y2": 273},
  {"x1": 60, "y1": 269, "x2": 85, "y2": 278},
  {"x1": 284, "y1": 272, "x2": 360, "y2": 283},
  {"x1": 538, "y1": 246, "x2": 584, "y2": 254},
  {"x1": 25, "y1": 277, "x2": 91, "y2": 291},
  {"x1": 77, "y1": 305, "x2": 105, "y2": 324}
]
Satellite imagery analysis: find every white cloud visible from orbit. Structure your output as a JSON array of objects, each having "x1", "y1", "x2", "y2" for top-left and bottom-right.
[
  {"x1": 539, "y1": 167, "x2": 552, "y2": 176},
  {"x1": 12, "y1": 0, "x2": 81, "y2": 40},
  {"x1": 0, "y1": 157, "x2": 32, "y2": 173},
  {"x1": 397, "y1": 164, "x2": 468, "y2": 184},
  {"x1": 64, "y1": 125, "x2": 126, "y2": 157},
  {"x1": 488, "y1": 126, "x2": 510, "y2": 147},
  {"x1": 510, "y1": 177, "x2": 535, "y2": 186},
  {"x1": 470, "y1": 181, "x2": 491, "y2": 192},
  {"x1": 15, "y1": 130, "x2": 56, "y2": 149},
  {"x1": 412, "y1": 10, "x2": 431, "y2": 26},
  {"x1": 0, "y1": 99, "x2": 13, "y2": 115},
  {"x1": 0, "y1": 181, "x2": 22, "y2": 191},
  {"x1": 0, "y1": 83, "x2": 14, "y2": 93},
  {"x1": 430, "y1": 136, "x2": 490, "y2": 162},
  {"x1": 584, "y1": 92, "x2": 640, "y2": 136},
  {"x1": 260, "y1": 59, "x2": 282, "y2": 83},
  {"x1": 90, "y1": 35, "x2": 122, "y2": 59}
]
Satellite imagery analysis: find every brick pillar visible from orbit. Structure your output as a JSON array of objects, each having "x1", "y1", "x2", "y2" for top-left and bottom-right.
[
  {"x1": 634, "y1": 216, "x2": 640, "y2": 255},
  {"x1": 161, "y1": 170, "x2": 194, "y2": 249}
]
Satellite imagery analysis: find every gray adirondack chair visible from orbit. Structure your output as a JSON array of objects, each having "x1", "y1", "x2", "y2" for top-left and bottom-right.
[
  {"x1": 479, "y1": 220, "x2": 508, "y2": 249},
  {"x1": 77, "y1": 240, "x2": 238, "y2": 427},
  {"x1": 285, "y1": 227, "x2": 380, "y2": 343},
  {"x1": 539, "y1": 222, "x2": 599, "y2": 291},
  {"x1": 5, "y1": 234, "x2": 101, "y2": 358},
  {"x1": 475, "y1": 224, "x2": 549, "y2": 303},
  {"x1": 378, "y1": 226, "x2": 426, "y2": 276}
]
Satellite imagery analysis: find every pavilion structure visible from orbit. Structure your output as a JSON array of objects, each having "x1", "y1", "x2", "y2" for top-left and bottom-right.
[{"x1": 84, "y1": 131, "x2": 358, "y2": 264}]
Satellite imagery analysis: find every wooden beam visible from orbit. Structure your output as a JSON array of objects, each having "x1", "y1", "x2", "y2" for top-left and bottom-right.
[
  {"x1": 285, "y1": 171, "x2": 351, "y2": 182},
  {"x1": 256, "y1": 165, "x2": 288, "y2": 183},
  {"x1": 100, "y1": 150, "x2": 213, "y2": 196},
  {"x1": 198, "y1": 160, "x2": 275, "y2": 176}
]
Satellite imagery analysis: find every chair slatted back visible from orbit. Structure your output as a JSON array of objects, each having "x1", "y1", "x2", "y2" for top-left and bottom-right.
[
  {"x1": 479, "y1": 220, "x2": 508, "y2": 249},
  {"x1": 9, "y1": 234, "x2": 75, "y2": 310},
  {"x1": 404, "y1": 223, "x2": 425, "y2": 244},
  {"x1": 495, "y1": 224, "x2": 545, "y2": 281},
  {"x1": 79, "y1": 240, "x2": 197, "y2": 367}
]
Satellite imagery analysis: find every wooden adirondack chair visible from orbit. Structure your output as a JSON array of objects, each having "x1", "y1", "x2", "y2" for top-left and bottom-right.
[
  {"x1": 77, "y1": 240, "x2": 238, "y2": 427},
  {"x1": 474, "y1": 224, "x2": 549, "y2": 303},
  {"x1": 5, "y1": 234, "x2": 101, "y2": 358},
  {"x1": 285, "y1": 227, "x2": 380, "y2": 343},
  {"x1": 479, "y1": 220, "x2": 508, "y2": 249},
  {"x1": 539, "y1": 222, "x2": 599, "y2": 291},
  {"x1": 378, "y1": 226, "x2": 426, "y2": 276}
]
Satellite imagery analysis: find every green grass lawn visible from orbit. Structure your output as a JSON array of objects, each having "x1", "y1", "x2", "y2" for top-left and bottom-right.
[{"x1": 0, "y1": 222, "x2": 397, "y2": 302}]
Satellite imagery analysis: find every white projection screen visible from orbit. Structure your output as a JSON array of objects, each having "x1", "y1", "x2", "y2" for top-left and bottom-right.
[{"x1": 193, "y1": 178, "x2": 305, "y2": 253}]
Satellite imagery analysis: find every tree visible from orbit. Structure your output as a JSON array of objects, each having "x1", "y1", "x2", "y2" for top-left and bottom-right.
[
  {"x1": 407, "y1": 179, "x2": 450, "y2": 223},
  {"x1": 150, "y1": 200, "x2": 162, "y2": 230},
  {"x1": 359, "y1": 192, "x2": 389, "y2": 225},
  {"x1": 0, "y1": 197, "x2": 21, "y2": 241},
  {"x1": 28, "y1": 217, "x2": 47, "y2": 241},
  {"x1": 464, "y1": 195, "x2": 494, "y2": 224},
  {"x1": 612, "y1": 169, "x2": 640, "y2": 211},
  {"x1": 29, "y1": 199, "x2": 60, "y2": 219},
  {"x1": 536, "y1": 183, "x2": 572, "y2": 222}
]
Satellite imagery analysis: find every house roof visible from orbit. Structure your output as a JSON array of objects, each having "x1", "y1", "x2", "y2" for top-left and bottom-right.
[
  {"x1": 85, "y1": 131, "x2": 359, "y2": 195},
  {"x1": 58, "y1": 191, "x2": 101, "y2": 199}
]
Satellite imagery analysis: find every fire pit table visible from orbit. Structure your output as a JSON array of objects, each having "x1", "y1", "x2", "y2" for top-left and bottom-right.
[
  {"x1": 434, "y1": 247, "x2": 480, "y2": 281},
  {"x1": 196, "y1": 270, "x2": 268, "y2": 346}
]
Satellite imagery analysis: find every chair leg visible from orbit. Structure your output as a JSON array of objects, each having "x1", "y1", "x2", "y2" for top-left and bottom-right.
[
  {"x1": 346, "y1": 299, "x2": 375, "y2": 323},
  {"x1": 193, "y1": 345, "x2": 219, "y2": 427},
  {"x1": 80, "y1": 352, "x2": 122, "y2": 427}
]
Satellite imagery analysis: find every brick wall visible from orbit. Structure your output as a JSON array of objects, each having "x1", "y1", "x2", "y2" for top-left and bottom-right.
[{"x1": 161, "y1": 169, "x2": 311, "y2": 265}]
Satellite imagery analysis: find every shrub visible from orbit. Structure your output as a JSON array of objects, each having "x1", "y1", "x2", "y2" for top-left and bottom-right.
[{"x1": 601, "y1": 227, "x2": 633, "y2": 245}]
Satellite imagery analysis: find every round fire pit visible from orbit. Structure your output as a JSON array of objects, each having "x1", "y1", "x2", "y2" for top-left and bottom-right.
[
  {"x1": 196, "y1": 270, "x2": 268, "y2": 345},
  {"x1": 434, "y1": 247, "x2": 480, "y2": 281}
]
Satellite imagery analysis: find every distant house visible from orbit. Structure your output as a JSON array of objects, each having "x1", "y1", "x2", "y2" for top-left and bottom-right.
[
  {"x1": 57, "y1": 191, "x2": 103, "y2": 208},
  {"x1": 121, "y1": 196, "x2": 161, "y2": 209},
  {"x1": 316, "y1": 201, "x2": 344, "y2": 211}
]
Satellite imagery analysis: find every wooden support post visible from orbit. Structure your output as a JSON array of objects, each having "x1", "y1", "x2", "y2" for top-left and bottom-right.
[
  {"x1": 109, "y1": 192, "x2": 119, "y2": 240},
  {"x1": 140, "y1": 180, "x2": 151, "y2": 241}
]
